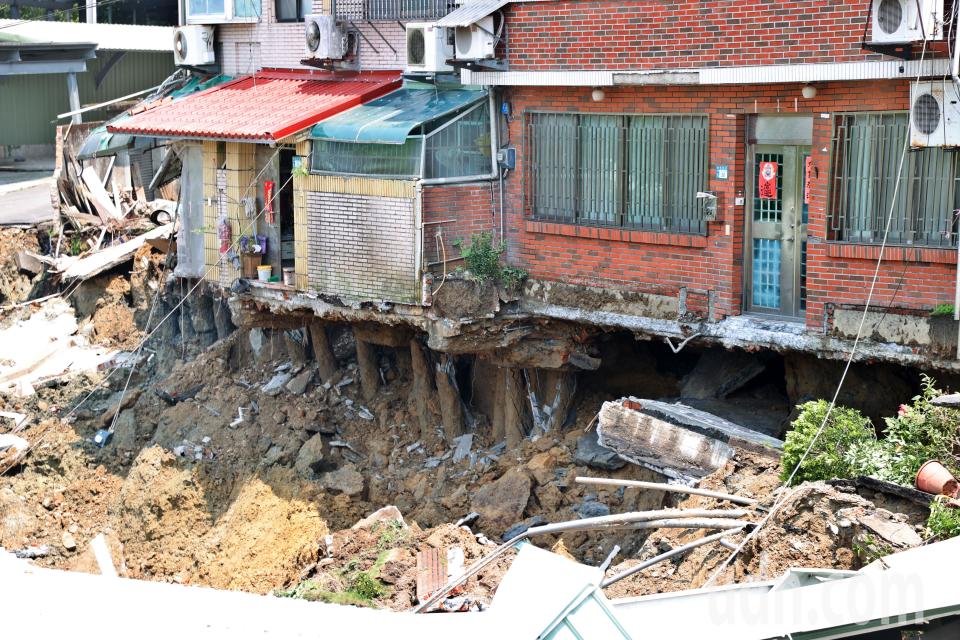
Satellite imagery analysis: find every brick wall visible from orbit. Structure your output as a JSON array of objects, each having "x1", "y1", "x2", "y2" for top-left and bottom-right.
[
  {"x1": 503, "y1": 80, "x2": 958, "y2": 326},
  {"x1": 218, "y1": 2, "x2": 404, "y2": 75},
  {"x1": 422, "y1": 182, "x2": 498, "y2": 269},
  {"x1": 504, "y1": 0, "x2": 946, "y2": 70},
  {"x1": 306, "y1": 191, "x2": 420, "y2": 303}
]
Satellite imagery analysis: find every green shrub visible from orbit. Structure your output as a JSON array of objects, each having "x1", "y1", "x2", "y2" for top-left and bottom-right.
[
  {"x1": 927, "y1": 496, "x2": 960, "y2": 540},
  {"x1": 931, "y1": 303, "x2": 955, "y2": 318},
  {"x1": 453, "y1": 232, "x2": 527, "y2": 289},
  {"x1": 780, "y1": 400, "x2": 876, "y2": 485},
  {"x1": 350, "y1": 571, "x2": 385, "y2": 600}
]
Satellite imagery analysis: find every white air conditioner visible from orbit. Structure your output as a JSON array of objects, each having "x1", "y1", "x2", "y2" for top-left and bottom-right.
[
  {"x1": 304, "y1": 14, "x2": 353, "y2": 60},
  {"x1": 405, "y1": 22, "x2": 453, "y2": 74},
  {"x1": 910, "y1": 80, "x2": 960, "y2": 148},
  {"x1": 454, "y1": 15, "x2": 496, "y2": 61},
  {"x1": 871, "y1": 0, "x2": 943, "y2": 43},
  {"x1": 173, "y1": 25, "x2": 216, "y2": 67}
]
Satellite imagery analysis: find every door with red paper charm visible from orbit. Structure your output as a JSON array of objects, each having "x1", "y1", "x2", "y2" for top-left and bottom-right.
[{"x1": 746, "y1": 144, "x2": 810, "y2": 319}]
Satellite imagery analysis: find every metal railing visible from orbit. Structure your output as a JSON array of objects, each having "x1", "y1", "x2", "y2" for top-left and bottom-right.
[
  {"x1": 332, "y1": 0, "x2": 455, "y2": 21},
  {"x1": 525, "y1": 112, "x2": 710, "y2": 235},
  {"x1": 829, "y1": 112, "x2": 959, "y2": 248}
]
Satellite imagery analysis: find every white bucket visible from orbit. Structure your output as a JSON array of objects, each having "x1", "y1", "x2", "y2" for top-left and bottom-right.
[{"x1": 257, "y1": 265, "x2": 272, "y2": 282}]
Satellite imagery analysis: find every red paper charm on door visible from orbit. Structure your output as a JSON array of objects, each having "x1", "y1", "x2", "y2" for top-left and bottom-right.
[
  {"x1": 264, "y1": 180, "x2": 275, "y2": 224},
  {"x1": 758, "y1": 161, "x2": 778, "y2": 200}
]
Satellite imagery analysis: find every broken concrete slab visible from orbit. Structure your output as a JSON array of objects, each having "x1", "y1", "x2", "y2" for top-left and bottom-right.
[
  {"x1": 60, "y1": 223, "x2": 174, "y2": 281},
  {"x1": 285, "y1": 368, "x2": 314, "y2": 395},
  {"x1": 597, "y1": 398, "x2": 783, "y2": 481},
  {"x1": 14, "y1": 250, "x2": 43, "y2": 275},
  {"x1": 261, "y1": 372, "x2": 292, "y2": 397},
  {"x1": 858, "y1": 512, "x2": 923, "y2": 548},
  {"x1": 680, "y1": 348, "x2": 767, "y2": 400},
  {"x1": 574, "y1": 432, "x2": 626, "y2": 471},
  {"x1": 351, "y1": 505, "x2": 408, "y2": 531}
]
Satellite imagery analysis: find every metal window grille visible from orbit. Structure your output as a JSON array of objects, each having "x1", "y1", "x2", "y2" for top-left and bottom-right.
[
  {"x1": 311, "y1": 138, "x2": 423, "y2": 178},
  {"x1": 829, "y1": 112, "x2": 960, "y2": 248},
  {"x1": 332, "y1": 0, "x2": 454, "y2": 21},
  {"x1": 526, "y1": 112, "x2": 709, "y2": 234},
  {"x1": 423, "y1": 101, "x2": 492, "y2": 180}
]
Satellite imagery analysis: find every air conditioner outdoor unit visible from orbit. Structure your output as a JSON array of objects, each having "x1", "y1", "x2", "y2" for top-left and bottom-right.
[
  {"x1": 910, "y1": 80, "x2": 960, "y2": 148},
  {"x1": 405, "y1": 22, "x2": 454, "y2": 74},
  {"x1": 304, "y1": 14, "x2": 353, "y2": 60},
  {"x1": 870, "y1": 0, "x2": 943, "y2": 43},
  {"x1": 454, "y1": 15, "x2": 496, "y2": 61},
  {"x1": 173, "y1": 25, "x2": 216, "y2": 67}
]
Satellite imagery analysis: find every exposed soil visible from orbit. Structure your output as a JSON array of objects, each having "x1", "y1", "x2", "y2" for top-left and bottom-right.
[{"x1": 0, "y1": 228, "x2": 41, "y2": 305}]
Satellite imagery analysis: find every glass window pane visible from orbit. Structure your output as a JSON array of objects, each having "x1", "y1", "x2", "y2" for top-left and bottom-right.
[
  {"x1": 275, "y1": 0, "x2": 296, "y2": 20},
  {"x1": 189, "y1": 0, "x2": 225, "y2": 15},
  {"x1": 424, "y1": 102, "x2": 492, "y2": 179},
  {"x1": 311, "y1": 139, "x2": 422, "y2": 178},
  {"x1": 529, "y1": 113, "x2": 577, "y2": 221}
]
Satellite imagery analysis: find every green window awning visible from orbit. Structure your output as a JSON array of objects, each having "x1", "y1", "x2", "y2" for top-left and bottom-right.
[{"x1": 310, "y1": 85, "x2": 488, "y2": 144}]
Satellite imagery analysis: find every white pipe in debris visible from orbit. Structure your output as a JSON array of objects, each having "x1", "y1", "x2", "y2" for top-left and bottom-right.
[
  {"x1": 576, "y1": 476, "x2": 758, "y2": 506},
  {"x1": 600, "y1": 528, "x2": 744, "y2": 588},
  {"x1": 412, "y1": 509, "x2": 749, "y2": 613}
]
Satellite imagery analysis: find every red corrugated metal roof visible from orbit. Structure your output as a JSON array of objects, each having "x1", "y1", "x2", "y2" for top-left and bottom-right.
[{"x1": 107, "y1": 69, "x2": 402, "y2": 142}]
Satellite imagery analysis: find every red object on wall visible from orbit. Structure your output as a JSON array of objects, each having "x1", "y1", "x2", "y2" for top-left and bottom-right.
[
  {"x1": 264, "y1": 180, "x2": 275, "y2": 224},
  {"x1": 804, "y1": 156, "x2": 813, "y2": 205},
  {"x1": 758, "y1": 161, "x2": 778, "y2": 200}
]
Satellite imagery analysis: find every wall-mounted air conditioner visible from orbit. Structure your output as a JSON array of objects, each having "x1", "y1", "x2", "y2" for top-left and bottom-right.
[
  {"x1": 174, "y1": 25, "x2": 216, "y2": 67},
  {"x1": 910, "y1": 80, "x2": 960, "y2": 147},
  {"x1": 454, "y1": 15, "x2": 496, "y2": 61},
  {"x1": 405, "y1": 22, "x2": 454, "y2": 74},
  {"x1": 871, "y1": 0, "x2": 943, "y2": 43},
  {"x1": 304, "y1": 14, "x2": 355, "y2": 60}
]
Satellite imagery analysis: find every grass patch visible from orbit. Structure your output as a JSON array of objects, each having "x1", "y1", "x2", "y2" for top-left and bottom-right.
[
  {"x1": 931, "y1": 303, "x2": 955, "y2": 318},
  {"x1": 453, "y1": 232, "x2": 527, "y2": 289},
  {"x1": 927, "y1": 496, "x2": 960, "y2": 540}
]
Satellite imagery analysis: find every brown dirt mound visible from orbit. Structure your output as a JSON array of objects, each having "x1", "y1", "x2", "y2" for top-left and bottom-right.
[{"x1": 0, "y1": 228, "x2": 40, "y2": 305}]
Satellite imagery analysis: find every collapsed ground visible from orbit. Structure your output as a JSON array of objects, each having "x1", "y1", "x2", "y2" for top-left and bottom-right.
[{"x1": 0, "y1": 226, "x2": 948, "y2": 609}]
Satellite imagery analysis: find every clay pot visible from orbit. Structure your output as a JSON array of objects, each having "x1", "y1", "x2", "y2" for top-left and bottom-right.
[{"x1": 915, "y1": 460, "x2": 959, "y2": 497}]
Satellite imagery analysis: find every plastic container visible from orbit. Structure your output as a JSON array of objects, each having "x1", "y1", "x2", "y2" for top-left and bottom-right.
[
  {"x1": 257, "y1": 265, "x2": 273, "y2": 282},
  {"x1": 282, "y1": 267, "x2": 295, "y2": 286},
  {"x1": 915, "y1": 460, "x2": 959, "y2": 497}
]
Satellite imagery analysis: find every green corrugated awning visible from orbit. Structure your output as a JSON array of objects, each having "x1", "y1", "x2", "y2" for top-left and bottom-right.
[
  {"x1": 310, "y1": 86, "x2": 487, "y2": 144},
  {"x1": 77, "y1": 74, "x2": 232, "y2": 159}
]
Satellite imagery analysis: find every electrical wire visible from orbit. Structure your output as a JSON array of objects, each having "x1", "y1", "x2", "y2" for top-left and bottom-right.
[{"x1": 703, "y1": 38, "x2": 932, "y2": 589}]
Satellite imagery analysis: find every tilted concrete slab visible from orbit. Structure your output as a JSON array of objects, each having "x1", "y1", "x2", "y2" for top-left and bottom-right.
[{"x1": 597, "y1": 398, "x2": 783, "y2": 481}]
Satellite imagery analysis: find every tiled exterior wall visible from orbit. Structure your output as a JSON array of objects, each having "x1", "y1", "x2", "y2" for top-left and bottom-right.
[
  {"x1": 217, "y1": 1, "x2": 404, "y2": 75},
  {"x1": 503, "y1": 80, "x2": 958, "y2": 327},
  {"x1": 303, "y1": 178, "x2": 420, "y2": 303},
  {"x1": 503, "y1": 0, "x2": 936, "y2": 70}
]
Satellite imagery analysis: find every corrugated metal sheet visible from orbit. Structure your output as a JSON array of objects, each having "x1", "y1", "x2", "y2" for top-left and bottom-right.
[
  {"x1": 311, "y1": 86, "x2": 487, "y2": 143},
  {"x1": 434, "y1": 0, "x2": 512, "y2": 26},
  {"x1": 110, "y1": 70, "x2": 401, "y2": 142},
  {"x1": 0, "y1": 50, "x2": 174, "y2": 146},
  {"x1": 0, "y1": 19, "x2": 173, "y2": 51}
]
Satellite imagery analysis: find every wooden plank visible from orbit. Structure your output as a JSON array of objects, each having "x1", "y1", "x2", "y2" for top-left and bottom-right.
[{"x1": 80, "y1": 166, "x2": 120, "y2": 221}]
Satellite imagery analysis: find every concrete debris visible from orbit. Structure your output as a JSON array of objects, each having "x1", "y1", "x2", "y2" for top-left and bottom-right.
[
  {"x1": 285, "y1": 368, "x2": 314, "y2": 395},
  {"x1": 597, "y1": 398, "x2": 782, "y2": 481},
  {"x1": 471, "y1": 468, "x2": 531, "y2": 533},
  {"x1": 261, "y1": 372, "x2": 292, "y2": 396},
  {"x1": 318, "y1": 463, "x2": 364, "y2": 496},
  {"x1": 0, "y1": 434, "x2": 29, "y2": 472},
  {"x1": 12, "y1": 545, "x2": 51, "y2": 559},
  {"x1": 452, "y1": 433, "x2": 473, "y2": 463},
  {"x1": 857, "y1": 513, "x2": 923, "y2": 548},
  {"x1": 351, "y1": 505, "x2": 408, "y2": 531},
  {"x1": 61, "y1": 531, "x2": 77, "y2": 552},
  {"x1": 574, "y1": 432, "x2": 626, "y2": 471},
  {"x1": 294, "y1": 434, "x2": 325, "y2": 476}
]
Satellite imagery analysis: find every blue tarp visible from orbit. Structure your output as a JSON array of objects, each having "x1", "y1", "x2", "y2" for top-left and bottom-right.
[{"x1": 310, "y1": 85, "x2": 487, "y2": 144}]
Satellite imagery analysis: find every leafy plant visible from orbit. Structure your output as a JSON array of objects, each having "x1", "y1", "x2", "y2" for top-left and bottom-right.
[
  {"x1": 852, "y1": 533, "x2": 894, "y2": 563},
  {"x1": 931, "y1": 303, "x2": 955, "y2": 318},
  {"x1": 452, "y1": 232, "x2": 528, "y2": 289},
  {"x1": 780, "y1": 400, "x2": 876, "y2": 486},
  {"x1": 926, "y1": 495, "x2": 960, "y2": 540},
  {"x1": 373, "y1": 519, "x2": 407, "y2": 550},
  {"x1": 350, "y1": 571, "x2": 385, "y2": 600}
]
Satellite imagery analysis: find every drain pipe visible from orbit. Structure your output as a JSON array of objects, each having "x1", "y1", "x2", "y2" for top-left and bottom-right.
[{"x1": 664, "y1": 333, "x2": 701, "y2": 354}]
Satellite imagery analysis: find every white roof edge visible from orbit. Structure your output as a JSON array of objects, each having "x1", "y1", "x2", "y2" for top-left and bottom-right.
[
  {"x1": 463, "y1": 58, "x2": 953, "y2": 87},
  {"x1": 0, "y1": 20, "x2": 174, "y2": 51}
]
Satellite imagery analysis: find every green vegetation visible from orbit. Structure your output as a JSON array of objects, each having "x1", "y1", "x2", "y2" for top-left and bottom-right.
[
  {"x1": 780, "y1": 376, "x2": 960, "y2": 540},
  {"x1": 453, "y1": 232, "x2": 528, "y2": 289},
  {"x1": 930, "y1": 303, "x2": 955, "y2": 318},
  {"x1": 275, "y1": 579, "x2": 376, "y2": 607},
  {"x1": 373, "y1": 519, "x2": 407, "y2": 550},
  {"x1": 852, "y1": 534, "x2": 894, "y2": 564},
  {"x1": 927, "y1": 496, "x2": 960, "y2": 540},
  {"x1": 780, "y1": 400, "x2": 875, "y2": 486}
]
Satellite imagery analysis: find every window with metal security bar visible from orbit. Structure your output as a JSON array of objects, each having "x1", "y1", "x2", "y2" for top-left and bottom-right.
[
  {"x1": 310, "y1": 101, "x2": 493, "y2": 181},
  {"x1": 526, "y1": 112, "x2": 710, "y2": 234},
  {"x1": 275, "y1": 0, "x2": 309, "y2": 21},
  {"x1": 830, "y1": 112, "x2": 960, "y2": 248},
  {"x1": 332, "y1": 0, "x2": 454, "y2": 21}
]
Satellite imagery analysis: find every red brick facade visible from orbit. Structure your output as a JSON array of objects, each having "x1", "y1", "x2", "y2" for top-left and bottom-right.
[
  {"x1": 422, "y1": 183, "x2": 498, "y2": 268},
  {"x1": 504, "y1": 0, "x2": 946, "y2": 70},
  {"x1": 499, "y1": 79, "x2": 958, "y2": 328}
]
